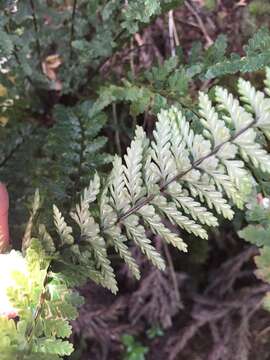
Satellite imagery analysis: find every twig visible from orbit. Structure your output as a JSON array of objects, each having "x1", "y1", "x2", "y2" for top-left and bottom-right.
[
  {"x1": 185, "y1": 0, "x2": 213, "y2": 48},
  {"x1": 168, "y1": 10, "x2": 180, "y2": 58},
  {"x1": 134, "y1": 33, "x2": 152, "y2": 66},
  {"x1": 256, "y1": 325, "x2": 270, "y2": 339},
  {"x1": 168, "y1": 10, "x2": 176, "y2": 57},
  {"x1": 163, "y1": 241, "x2": 182, "y2": 305},
  {"x1": 176, "y1": 18, "x2": 201, "y2": 29},
  {"x1": 172, "y1": 17, "x2": 180, "y2": 48}
]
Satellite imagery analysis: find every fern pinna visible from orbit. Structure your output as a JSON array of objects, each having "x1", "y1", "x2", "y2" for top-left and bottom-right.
[{"x1": 2, "y1": 73, "x2": 270, "y2": 359}]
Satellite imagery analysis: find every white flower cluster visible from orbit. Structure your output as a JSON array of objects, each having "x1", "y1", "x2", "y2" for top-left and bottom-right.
[{"x1": 0, "y1": 250, "x2": 28, "y2": 318}]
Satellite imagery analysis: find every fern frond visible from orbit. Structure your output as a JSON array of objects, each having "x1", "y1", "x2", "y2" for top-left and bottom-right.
[
  {"x1": 198, "y1": 89, "x2": 255, "y2": 204},
  {"x1": 80, "y1": 172, "x2": 101, "y2": 206},
  {"x1": 100, "y1": 188, "x2": 140, "y2": 279},
  {"x1": 71, "y1": 174, "x2": 117, "y2": 294},
  {"x1": 152, "y1": 195, "x2": 208, "y2": 239},
  {"x1": 152, "y1": 110, "x2": 177, "y2": 182},
  {"x1": 38, "y1": 224, "x2": 56, "y2": 254},
  {"x1": 22, "y1": 189, "x2": 41, "y2": 253},
  {"x1": 208, "y1": 170, "x2": 244, "y2": 208},
  {"x1": 198, "y1": 92, "x2": 231, "y2": 146},
  {"x1": 238, "y1": 77, "x2": 270, "y2": 139},
  {"x1": 138, "y1": 204, "x2": 187, "y2": 251},
  {"x1": 109, "y1": 156, "x2": 129, "y2": 213},
  {"x1": 124, "y1": 135, "x2": 145, "y2": 204},
  {"x1": 265, "y1": 67, "x2": 270, "y2": 97},
  {"x1": 53, "y1": 205, "x2": 74, "y2": 246},
  {"x1": 188, "y1": 181, "x2": 234, "y2": 219},
  {"x1": 168, "y1": 182, "x2": 218, "y2": 226},
  {"x1": 107, "y1": 226, "x2": 141, "y2": 280},
  {"x1": 123, "y1": 214, "x2": 166, "y2": 270},
  {"x1": 52, "y1": 72, "x2": 270, "y2": 292},
  {"x1": 205, "y1": 28, "x2": 270, "y2": 79},
  {"x1": 216, "y1": 86, "x2": 270, "y2": 172}
]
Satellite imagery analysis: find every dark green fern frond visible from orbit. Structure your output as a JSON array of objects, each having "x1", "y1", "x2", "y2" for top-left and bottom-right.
[
  {"x1": 205, "y1": 28, "x2": 270, "y2": 79},
  {"x1": 0, "y1": 101, "x2": 110, "y2": 237},
  {"x1": 44, "y1": 101, "x2": 111, "y2": 208}
]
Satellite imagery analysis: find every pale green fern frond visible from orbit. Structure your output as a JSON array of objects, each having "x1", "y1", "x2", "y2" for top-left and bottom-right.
[
  {"x1": 123, "y1": 214, "x2": 166, "y2": 270},
  {"x1": 167, "y1": 182, "x2": 219, "y2": 227},
  {"x1": 70, "y1": 173, "x2": 117, "y2": 293},
  {"x1": 265, "y1": 67, "x2": 270, "y2": 97},
  {"x1": 124, "y1": 135, "x2": 145, "y2": 204},
  {"x1": 239, "y1": 77, "x2": 270, "y2": 139},
  {"x1": 100, "y1": 188, "x2": 140, "y2": 279},
  {"x1": 216, "y1": 86, "x2": 270, "y2": 173},
  {"x1": 152, "y1": 195, "x2": 208, "y2": 239},
  {"x1": 53, "y1": 72, "x2": 270, "y2": 292}
]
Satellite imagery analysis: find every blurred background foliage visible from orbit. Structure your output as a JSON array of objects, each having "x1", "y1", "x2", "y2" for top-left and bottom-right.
[{"x1": 2, "y1": 1, "x2": 270, "y2": 359}]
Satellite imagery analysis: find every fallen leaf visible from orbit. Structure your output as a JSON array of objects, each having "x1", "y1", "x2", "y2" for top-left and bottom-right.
[
  {"x1": 45, "y1": 54, "x2": 62, "y2": 69},
  {"x1": 0, "y1": 84, "x2": 7, "y2": 97},
  {"x1": 0, "y1": 116, "x2": 8, "y2": 127},
  {"x1": 235, "y1": 0, "x2": 247, "y2": 7},
  {"x1": 42, "y1": 54, "x2": 62, "y2": 90}
]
